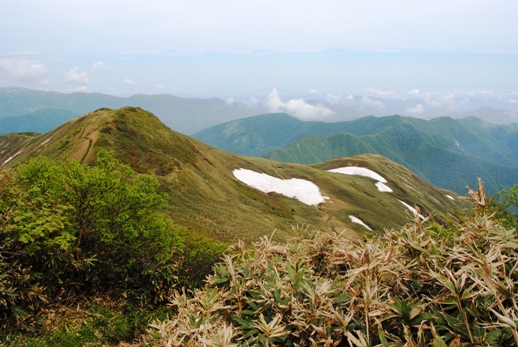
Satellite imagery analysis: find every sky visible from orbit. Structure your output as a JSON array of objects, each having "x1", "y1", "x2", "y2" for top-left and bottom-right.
[{"x1": 1, "y1": 0, "x2": 517, "y2": 118}]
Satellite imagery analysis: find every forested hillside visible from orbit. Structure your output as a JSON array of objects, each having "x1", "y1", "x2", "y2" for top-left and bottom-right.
[{"x1": 194, "y1": 114, "x2": 518, "y2": 194}]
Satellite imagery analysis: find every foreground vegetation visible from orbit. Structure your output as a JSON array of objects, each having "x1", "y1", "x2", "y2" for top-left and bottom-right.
[
  {"x1": 1, "y1": 145, "x2": 517, "y2": 345},
  {"x1": 0, "y1": 151, "x2": 224, "y2": 340},
  {"x1": 148, "y1": 180, "x2": 518, "y2": 346}
]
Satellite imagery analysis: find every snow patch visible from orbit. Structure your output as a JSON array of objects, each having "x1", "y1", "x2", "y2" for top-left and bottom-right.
[
  {"x1": 397, "y1": 199, "x2": 425, "y2": 220},
  {"x1": 328, "y1": 167, "x2": 387, "y2": 182},
  {"x1": 40, "y1": 135, "x2": 55, "y2": 147},
  {"x1": 454, "y1": 139, "x2": 464, "y2": 151},
  {"x1": 376, "y1": 182, "x2": 393, "y2": 193},
  {"x1": 328, "y1": 166, "x2": 391, "y2": 192},
  {"x1": 349, "y1": 215, "x2": 372, "y2": 231},
  {"x1": 233, "y1": 168, "x2": 328, "y2": 206},
  {"x1": 2, "y1": 150, "x2": 22, "y2": 166}
]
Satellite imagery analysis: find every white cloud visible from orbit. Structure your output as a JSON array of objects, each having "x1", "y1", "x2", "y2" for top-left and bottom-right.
[
  {"x1": 326, "y1": 93, "x2": 342, "y2": 104},
  {"x1": 503, "y1": 110, "x2": 518, "y2": 122},
  {"x1": 65, "y1": 67, "x2": 89, "y2": 85},
  {"x1": 309, "y1": 89, "x2": 318, "y2": 94},
  {"x1": 461, "y1": 90, "x2": 498, "y2": 98},
  {"x1": 92, "y1": 61, "x2": 106, "y2": 72},
  {"x1": 0, "y1": 56, "x2": 48, "y2": 83},
  {"x1": 423, "y1": 92, "x2": 466, "y2": 110},
  {"x1": 406, "y1": 103, "x2": 425, "y2": 115},
  {"x1": 225, "y1": 97, "x2": 234, "y2": 105},
  {"x1": 364, "y1": 87, "x2": 398, "y2": 99},
  {"x1": 245, "y1": 96, "x2": 259, "y2": 108},
  {"x1": 408, "y1": 89, "x2": 420, "y2": 97},
  {"x1": 267, "y1": 89, "x2": 334, "y2": 121},
  {"x1": 346, "y1": 94, "x2": 354, "y2": 101},
  {"x1": 154, "y1": 83, "x2": 166, "y2": 89},
  {"x1": 124, "y1": 78, "x2": 138, "y2": 85},
  {"x1": 362, "y1": 96, "x2": 385, "y2": 109}
]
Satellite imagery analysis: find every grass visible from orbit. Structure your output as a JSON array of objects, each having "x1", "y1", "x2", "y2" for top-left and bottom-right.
[
  {"x1": 0, "y1": 107, "x2": 466, "y2": 244},
  {"x1": 0, "y1": 300, "x2": 169, "y2": 347}
]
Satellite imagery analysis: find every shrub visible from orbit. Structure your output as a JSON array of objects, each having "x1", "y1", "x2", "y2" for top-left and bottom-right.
[
  {"x1": 150, "y1": 180, "x2": 518, "y2": 346},
  {"x1": 0, "y1": 151, "x2": 183, "y2": 330}
]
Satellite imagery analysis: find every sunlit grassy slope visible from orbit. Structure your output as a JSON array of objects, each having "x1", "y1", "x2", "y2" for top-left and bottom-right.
[{"x1": 0, "y1": 107, "x2": 465, "y2": 242}]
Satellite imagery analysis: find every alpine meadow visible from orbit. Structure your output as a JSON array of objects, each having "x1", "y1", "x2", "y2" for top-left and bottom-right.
[
  {"x1": 0, "y1": 105, "x2": 517, "y2": 346},
  {"x1": 1, "y1": 1, "x2": 518, "y2": 345}
]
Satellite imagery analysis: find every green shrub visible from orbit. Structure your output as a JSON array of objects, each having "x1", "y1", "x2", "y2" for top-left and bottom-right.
[{"x1": 0, "y1": 151, "x2": 183, "y2": 330}]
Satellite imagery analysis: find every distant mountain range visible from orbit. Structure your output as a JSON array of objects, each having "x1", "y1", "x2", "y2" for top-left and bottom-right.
[
  {"x1": 0, "y1": 107, "x2": 464, "y2": 242},
  {"x1": 1, "y1": 87, "x2": 518, "y2": 137},
  {"x1": 193, "y1": 113, "x2": 518, "y2": 194},
  {"x1": 0, "y1": 87, "x2": 269, "y2": 135}
]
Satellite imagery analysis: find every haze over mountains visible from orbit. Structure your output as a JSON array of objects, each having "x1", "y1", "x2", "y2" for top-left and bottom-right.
[
  {"x1": 2, "y1": 87, "x2": 516, "y2": 196},
  {"x1": 1, "y1": 87, "x2": 517, "y2": 137}
]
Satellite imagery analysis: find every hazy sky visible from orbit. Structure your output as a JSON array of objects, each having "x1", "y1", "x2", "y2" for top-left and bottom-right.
[{"x1": 1, "y1": 0, "x2": 517, "y2": 105}]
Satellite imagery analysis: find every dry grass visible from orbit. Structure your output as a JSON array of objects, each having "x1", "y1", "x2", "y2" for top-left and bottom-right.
[{"x1": 147, "y1": 180, "x2": 518, "y2": 346}]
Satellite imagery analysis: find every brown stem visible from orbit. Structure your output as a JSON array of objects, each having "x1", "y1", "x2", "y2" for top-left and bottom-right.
[{"x1": 75, "y1": 227, "x2": 83, "y2": 260}]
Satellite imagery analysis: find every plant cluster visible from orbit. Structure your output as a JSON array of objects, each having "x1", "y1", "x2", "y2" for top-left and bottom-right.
[
  {"x1": 0, "y1": 151, "x2": 189, "y2": 331},
  {"x1": 150, "y1": 181, "x2": 518, "y2": 346}
]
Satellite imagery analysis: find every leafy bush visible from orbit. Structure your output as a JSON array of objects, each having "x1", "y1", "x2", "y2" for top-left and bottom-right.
[
  {"x1": 488, "y1": 183, "x2": 518, "y2": 229},
  {"x1": 150, "y1": 181, "x2": 518, "y2": 346},
  {"x1": 0, "y1": 150, "x2": 184, "y2": 330}
]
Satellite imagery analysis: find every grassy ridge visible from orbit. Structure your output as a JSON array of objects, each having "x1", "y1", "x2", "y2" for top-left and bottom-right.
[{"x1": 0, "y1": 107, "x2": 465, "y2": 243}]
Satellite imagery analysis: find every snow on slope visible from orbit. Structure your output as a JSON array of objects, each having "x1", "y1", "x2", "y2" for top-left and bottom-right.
[
  {"x1": 375, "y1": 182, "x2": 393, "y2": 193},
  {"x1": 233, "y1": 168, "x2": 328, "y2": 206},
  {"x1": 328, "y1": 166, "x2": 392, "y2": 192},
  {"x1": 349, "y1": 215, "x2": 372, "y2": 231},
  {"x1": 328, "y1": 167, "x2": 387, "y2": 182},
  {"x1": 397, "y1": 199, "x2": 425, "y2": 220},
  {"x1": 1, "y1": 150, "x2": 22, "y2": 166}
]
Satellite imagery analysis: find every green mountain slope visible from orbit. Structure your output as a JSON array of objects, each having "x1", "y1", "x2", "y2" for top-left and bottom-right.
[
  {"x1": 194, "y1": 114, "x2": 518, "y2": 194},
  {"x1": 0, "y1": 107, "x2": 464, "y2": 242},
  {"x1": 0, "y1": 108, "x2": 79, "y2": 135}
]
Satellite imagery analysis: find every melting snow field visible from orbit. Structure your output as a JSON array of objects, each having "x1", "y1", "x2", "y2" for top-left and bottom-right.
[
  {"x1": 233, "y1": 166, "x2": 431, "y2": 227},
  {"x1": 328, "y1": 167, "x2": 387, "y2": 182},
  {"x1": 349, "y1": 215, "x2": 372, "y2": 231},
  {"x1": 398, "y1": 199, "x2": 425, "y2": 220},
  {"x1": 328, "y1": 166, "x2": 392, "y2": 192},
  {"x1": 233, "y1": 168, "x2": 328, "y2": 206},
  {"x1": 1, "y1": 150, "x2": 22, "y2": 166},
  {"x1": 375, "y1": 182, "x2": 393, "y2": 193}
]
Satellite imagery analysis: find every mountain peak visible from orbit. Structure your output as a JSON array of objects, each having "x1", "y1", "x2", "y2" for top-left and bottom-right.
[{"x1": 0, "y1": 107, "x2": 466, "y2": 242}]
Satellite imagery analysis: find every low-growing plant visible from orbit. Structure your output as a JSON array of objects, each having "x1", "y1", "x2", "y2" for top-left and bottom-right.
[{"x1": 150, "y1": 180, "x2": 518, "y2": 346}]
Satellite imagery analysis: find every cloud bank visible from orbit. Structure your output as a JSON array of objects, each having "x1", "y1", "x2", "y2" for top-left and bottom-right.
[
  {"x1": 65, "y1": 67, "x2": 89, "y2": 91},
  {"x1": 267, "y1": 89, "x2": 334, "y2": 121},
  {"x1": 0, "y1": 56, "x2": 48, "y2": 83}
]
